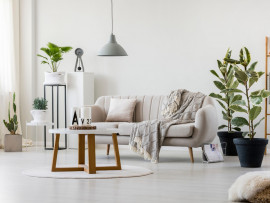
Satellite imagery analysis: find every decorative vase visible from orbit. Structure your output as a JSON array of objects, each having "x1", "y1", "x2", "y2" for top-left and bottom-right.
[
  {"x1": 44, "y1": 72, "x2": 65, "y2": 85},
  {"x1": 4, "y1": 134, "x2": 22, "y2": 152},
  {"x1": 31, "y1": 110, "x2": 48, "y2": 122},
  {"x1": 217, "y1": 131, "x2": 243, "y2": 156},
  {"x1": 233, "y1": 138, "x2": 268, "y2": 168}
]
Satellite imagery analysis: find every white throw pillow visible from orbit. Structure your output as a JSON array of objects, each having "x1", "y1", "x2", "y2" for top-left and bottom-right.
[{"x1": 106, "y1": 98, "x2": 137, "y2": 122}]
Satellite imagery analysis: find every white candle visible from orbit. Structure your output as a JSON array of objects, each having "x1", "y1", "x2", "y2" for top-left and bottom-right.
[
  {"x1": 80, "y1": 106, "x2": 92, "y2": 125},
  {"x1": 80, "y1": 106, "x2": 91, "y2": 118}
]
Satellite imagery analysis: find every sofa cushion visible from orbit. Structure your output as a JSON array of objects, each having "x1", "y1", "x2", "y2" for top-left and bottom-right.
[
  {"x1": 91, "y1": 122, "x2": 194, "y2": 138},
  {"x1": 166, "y1": 123, "x2": 194, "y2": 138},
  {"x1": 106, "y1": 98, "x2": 137, "y2": 122},
  {"x1": 91, "y1": 122, "x2": 119, "y2": 129},
  {"x1": 118, "y1": 122, "x2": 134, "y2": 135}
]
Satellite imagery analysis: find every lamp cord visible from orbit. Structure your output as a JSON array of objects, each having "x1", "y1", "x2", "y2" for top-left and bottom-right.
[{"x1": 111, "y1": 0, "x2": 114, "y2": 34}]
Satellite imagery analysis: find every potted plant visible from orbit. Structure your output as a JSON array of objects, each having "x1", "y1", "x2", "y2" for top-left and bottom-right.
[
  {"x1": 31, "y1": 97, "x2": 48, "y2": 122},
  {"x1": 224, "y1": 47, "x2": 270, "y2": 167},
  {"x1": 3, "y1": 93, "x2": 22, "y2": 152},
  {"x1": 209, "y1": 49, "x2": 242, "y2": 156},
  {"x1": 37, "y1": 42, "x2": 72, "y2": 85}
]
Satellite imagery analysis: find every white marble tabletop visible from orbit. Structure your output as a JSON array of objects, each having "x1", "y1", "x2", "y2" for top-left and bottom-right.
[{"x1": 49, "y1": 128, "x2": 120, "y2": 135}]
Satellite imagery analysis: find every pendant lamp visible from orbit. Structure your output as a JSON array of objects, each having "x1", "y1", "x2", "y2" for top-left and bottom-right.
[{"x1": 98, "y1": 0, "x2": 128, "y2": 56}]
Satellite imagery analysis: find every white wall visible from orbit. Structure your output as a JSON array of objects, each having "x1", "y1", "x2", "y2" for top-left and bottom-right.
[{"x1": 21, "y1": 0, "x2": 270, "y2": 140}]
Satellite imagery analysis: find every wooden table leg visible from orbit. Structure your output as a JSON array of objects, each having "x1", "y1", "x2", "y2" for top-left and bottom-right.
[
  {"x1": 87, "y1": 134, "x2": 96, "y2": 174},
  {"x1": 78, "y1": 134, "x2": 85, "y2": 165},
  {"x1": 112, "y1": 133, "x2": 121, "y2": 170},
  {"x1": 51, "y1": 133, "x2": 60, "y2": 171}
]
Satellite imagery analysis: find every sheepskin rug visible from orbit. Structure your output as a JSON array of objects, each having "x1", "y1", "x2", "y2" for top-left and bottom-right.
[{"x1": 229, "y1": 171, "x2": 270, "y2": 202}]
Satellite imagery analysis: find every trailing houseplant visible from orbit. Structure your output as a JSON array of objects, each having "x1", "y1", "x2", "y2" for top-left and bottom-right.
[
  {"x1": 37, "y1": 42, "x2": 72, "y2": 84},
  {"x1": 31, "y1": 97, "x2": 48, "y2": 122},
  {"x1": 224, "y1": 47, "x2": 270, "y2": 167},
  {"x1": 3, "y1": 93, "x2": 22, "y2": 152},
  {"x1": 209, "y1": 49, "x2": 243, "y2": 156}
]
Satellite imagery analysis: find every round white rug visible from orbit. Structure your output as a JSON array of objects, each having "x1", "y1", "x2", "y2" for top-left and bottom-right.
[{"x1": 22, "y1": 165, "x2": 153, "y2": 179}]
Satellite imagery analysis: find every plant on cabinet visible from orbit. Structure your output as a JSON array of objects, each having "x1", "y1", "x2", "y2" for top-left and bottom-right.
[
  {"x1": 3, "y1": 93, "x2": 22, "y2": 152},
  {"x1": 224, "y1": 47, "x2": 270, "y2": 167},
  {"x1": 37, "y1": 42, "x2": 72, "y2": 85},
  {"x1": 31, "y1": 97, "x2": 48, "y2": 123},
  {"x1": 209, "y1": 49, "x2": 243, "y2": 156}
]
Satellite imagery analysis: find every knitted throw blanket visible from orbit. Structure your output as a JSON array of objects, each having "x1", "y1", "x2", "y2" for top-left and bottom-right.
[{"x1": 129, "y1": 89, "x2": 206, "y2": 163}]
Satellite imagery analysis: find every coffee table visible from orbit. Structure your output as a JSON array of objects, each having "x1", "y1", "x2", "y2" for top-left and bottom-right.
[{"x1": 49, "y1": 128, "x2": 121, "y2": 174}]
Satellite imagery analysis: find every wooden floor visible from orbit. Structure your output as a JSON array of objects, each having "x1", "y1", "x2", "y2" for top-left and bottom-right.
[{"x1": 0, "y1": 146, "x2": 269, "y2": 203}]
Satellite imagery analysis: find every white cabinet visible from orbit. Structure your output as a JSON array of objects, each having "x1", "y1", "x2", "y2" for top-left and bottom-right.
[{"x1": 67, "y1": 72, "x2": 94, "y2": 148}]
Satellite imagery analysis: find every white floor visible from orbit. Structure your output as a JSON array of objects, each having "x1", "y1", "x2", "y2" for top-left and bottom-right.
[{"x1": 0, "y1": 146, "x2": 269, "y2": 203}]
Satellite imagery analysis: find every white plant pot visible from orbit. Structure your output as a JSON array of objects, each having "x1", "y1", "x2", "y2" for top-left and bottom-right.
[
  {"x1": 31, "y1": 110, "x2": 48, "y2": 122},
  {"x1": 44, "y1": 72, "x2": 65, "y2": 85}
]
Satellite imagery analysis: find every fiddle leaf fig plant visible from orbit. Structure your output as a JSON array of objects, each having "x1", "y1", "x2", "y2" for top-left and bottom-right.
[
  {"x1": 224, "y1": 47, "x2": 270, "y2": 139},
  {"x1": 209, "y1": 49, "x2": 242, "y2": 132},
  {"x1": 37, "y1": 42, "x2": 72, "y2": 72}
]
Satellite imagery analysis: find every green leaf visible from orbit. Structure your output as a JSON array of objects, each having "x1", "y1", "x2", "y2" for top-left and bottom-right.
[
  {"x1": 251, "y1": 90, "x2": 262, "y2": 96},
  {"x1": 250, "y1": 96, "x2": 263, "y2": 105},
  {"x1": 231, "y1": 95, "x2": 242, "y2": 103},
  {"x1": 244, "y1": 47, "x2": 251, "y2": 65},
  {"x1": 230, "y1": 105, "x2": 247, "y2": 113},
  {"x1": 41, "y1": 61, "x2": 49, "y2": 65},
  {"x1": 235, "y1": 69, "x2": 248, "y2": 83},
  {"x1": 231, "y1": 80, "x2": 239, "y2": 89},
  {"x1": 217, "y1": 60, "x2": 223, "y2": 68},
  {"x1": 249, "y1": 106, "x2": 262, "y2": 121},
  {"x1": 209, "y1": 93, "x2": 222, "y2": 99},
  {"x1": 47, "y1": 42, "x2": 58, "y2": 49},
  {"x1": 239, "y1": 48, "x2": 244, "y2": 63},
  {"x1": 232, "y1": 127, "x2": 241, "y2": 132},
  {"x1": 221, "y1": 89, "x2": 244, "y2": 94},
  {"x1": 37, "y1": 54, "x2": 48, "y2": 60},
  {"x1": 217, "y1": 100, "x2": 226, "y2": 110},
  {"x1": 231, "y1": 100, "x2": 246, "y2": 106},
  {"x1": 218, "y1": 125, "x2": 228, "y2": 130},
  {"x1": 261, "y1": 90, "x2": 270, "y2": 98},
  {"x1": 254, "y1": 117, "x2": 264, "y2": 129},
  {"x1": 249, "y1": 78, "x2": 256, "y2": 88},
  {"x1": 231, "y1": 117, "x2": 249, "y2": 127},
  {"x1": 225, "y1": 49, "x2": 232, "y2": 60},
  {"x1": 214, "y1": 81, "x2": 225, "y2": 90},
  {"x1": 226, "y1": 71, "x2": 234, "y2": 88},
  {"x1": 258, "y1": 71, "x2": 264, "y2": 78},
  {"x1": 220, "y1": 67, "x2": 227, "y2": 75},
  {"x1": 222, "y1": 111, "x2": 231, "y2": 121},
  {"x1": 224, "y1": 58, "x2": 240, "y2": 64},
  {"x1": 248, "y1": 61, "x2": 258, "y2": 71},
  {"x1": 210, "y1": 70, "x2": 219, "y2": 78},
  {"x1": 61, "y1": 46, "x2": 72, "y2": 52},
  {"x1": 40, "y1": 47, "x2": 51, "y2": 57}
]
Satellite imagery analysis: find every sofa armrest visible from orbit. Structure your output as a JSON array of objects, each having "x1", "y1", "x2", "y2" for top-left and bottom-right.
[
  {"x1": 191, "y1": 105, "x2": 218, "y2": 147},
  {"x1": 91, "y1": 105, "x2": 106, "y2": 122}
]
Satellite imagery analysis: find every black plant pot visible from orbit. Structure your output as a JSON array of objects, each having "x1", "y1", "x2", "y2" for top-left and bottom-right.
[
  {"x1": 217, "y1": 131, "x2": 243, "y2": 156},
  {"x1": 233, "y1": 138, "x2": 268, "y2": 168}
]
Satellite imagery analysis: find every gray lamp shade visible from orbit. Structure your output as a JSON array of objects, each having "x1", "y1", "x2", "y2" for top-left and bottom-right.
[{"x1": 98, "y1": 34, "x2": 128, "y2": 56}]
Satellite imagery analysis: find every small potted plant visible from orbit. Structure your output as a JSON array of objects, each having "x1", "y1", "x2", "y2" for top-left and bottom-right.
[
  {"x1": 210, "y1": 49, "x2": 242, "y2": 156},
  {"x1": 224, "y1": 47, "x2": 270, "y2": 167},
  {"x1": 37, "y1": 42, "x2": 72, "y2": 85},
  {"x1": 31, "y1": 97, "x2": 48, "y2": 122},
  {"x1": 3, "y1": 93, "x2": 22, "y2": 152}
]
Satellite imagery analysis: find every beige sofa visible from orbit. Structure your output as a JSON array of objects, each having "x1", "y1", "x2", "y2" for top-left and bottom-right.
[{"x1": 90, "y1": 95, "x2": 218, "y2": 162}]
